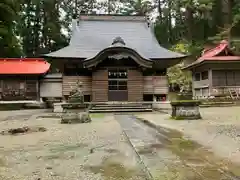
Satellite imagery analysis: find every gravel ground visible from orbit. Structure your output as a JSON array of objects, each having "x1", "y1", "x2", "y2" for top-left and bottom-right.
[
  {"x1": 1, "y1": 107, "x2": 240, "y2": 180},
  {"x1": 0, "y1": 111, "x2": 146, "y2": 180},
  {"x1": 135, "y1": 107, "x2": 240, "y2": 165}
]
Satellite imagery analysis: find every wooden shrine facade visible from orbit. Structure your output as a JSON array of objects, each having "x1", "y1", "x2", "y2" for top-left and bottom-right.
[
  {"x1": 52, "y1": 55, "x2": 170, "y2": 102},
  {"x1": 43, "y1": 14, "x2": 186, "y2": 102}
]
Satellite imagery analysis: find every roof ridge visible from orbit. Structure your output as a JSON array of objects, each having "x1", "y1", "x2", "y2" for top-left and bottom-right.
[
  {"x1": 200, "y1": 42, "x2": 228, "y2": 59},
  {"x1": 79, "y1": 15, "x2": 147, "y2": 22},
  {"x1": 0, "y1": 58, "x2": 45, "y2": 61}
]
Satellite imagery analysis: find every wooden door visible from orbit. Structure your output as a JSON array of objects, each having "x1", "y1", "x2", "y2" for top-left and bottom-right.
[{"x1": 108, "y1": 69, "x2": 128, "y2": 101}]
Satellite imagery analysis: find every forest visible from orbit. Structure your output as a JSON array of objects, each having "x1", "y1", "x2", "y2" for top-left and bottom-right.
[{"x1": 1, "y1": 0, "x2": 240, "y2": 91}]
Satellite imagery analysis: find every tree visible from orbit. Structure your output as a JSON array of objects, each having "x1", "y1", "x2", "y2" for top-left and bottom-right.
[
  {"x1": 167, "y1": 43, "x2": 192, "y2": 92},
  {"x1": 0, "y1": 0, "x2": 22, "y2": 57},
  {"x1": 18, "y1": 0, "x2": 68, "y2": 57},
  {"x1": 120, "y1": 0, "x2": 154, "y2": 16}
]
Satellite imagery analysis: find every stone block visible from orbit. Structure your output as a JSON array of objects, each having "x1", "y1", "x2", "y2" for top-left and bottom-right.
[
  {"x1": 61, "y1": 112, "x2": 91, "y2": 124},
  {"x1": 53, "y1": 103, "x2": 64, "y2": 113},
  {"x1": 171, "y1": 100, "x2": 202, "y2": 120}
]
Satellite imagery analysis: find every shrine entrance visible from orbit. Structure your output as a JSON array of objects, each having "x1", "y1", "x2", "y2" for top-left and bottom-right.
[{"x1": 108, "y1": 69, "x2": 128, "y2": 101}]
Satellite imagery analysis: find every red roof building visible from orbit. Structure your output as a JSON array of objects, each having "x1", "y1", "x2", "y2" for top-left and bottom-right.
[
  {"x1": 0, "y1": 58, "x2": 50, "y2": 101},
  {"x1": 184, "y1": 40, "x2": 240, "y2": 70},
  {"x1": 184, "y1": 40, "x2": 240, "y2": 99}
]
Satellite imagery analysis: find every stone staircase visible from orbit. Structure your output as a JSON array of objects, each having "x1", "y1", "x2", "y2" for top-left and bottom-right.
[{"x1": 89, "y1": 102, "x2": 153, "y2": 113}]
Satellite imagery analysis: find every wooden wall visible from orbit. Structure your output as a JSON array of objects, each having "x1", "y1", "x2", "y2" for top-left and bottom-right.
[
  {"x1": 212, "y1": 70, "x2": 240, "y2": 86},
  {"x1": 211, "y1": 70, "x2": 240, "y2": 96},
  {"x1": 62, "y1": 76, "x2": 92, "y2": 96},
  {"x1": 0, "y1": 78, "x2": 38, "y2": 101},
  {"x1": 192, "y1": 79, "x2": 210, "y2": 89},
  {"x1": 128, "y1": 69, "x2": 143, "y2": 101},
  {"x1": 143, "y1": 76, "x2": 168, "y2": 94},
  {"x1": 40, "y1": 74, "x2": 63, "y2": 98},
  {"x1": 193, "y1": 69, "x2": 240, "y2": 98},
  {"x1": 92, "y1": 69, "x2": 108, "y2": 102}
]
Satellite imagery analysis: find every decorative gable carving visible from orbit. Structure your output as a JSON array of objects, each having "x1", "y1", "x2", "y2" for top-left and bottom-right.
[{"x1": 112, "y1": 36, "x2": 126, "y2": 46}]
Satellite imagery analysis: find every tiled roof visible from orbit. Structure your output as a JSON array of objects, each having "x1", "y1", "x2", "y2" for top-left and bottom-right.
[{"x1": 44, "y1": 15, "x2": 185, "y2": 60}]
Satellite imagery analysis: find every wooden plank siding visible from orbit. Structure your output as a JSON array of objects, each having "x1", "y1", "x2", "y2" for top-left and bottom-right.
[
  {"x1": 192, "y1": 79, "x2": 210, "y2": 89},
  {"x1": 92, "y1": 70, "x2": 108, "y2": 102},
  {"x1": 0, "y1": 78, "x2": 38, "y2": 101},
  {"x1": 143, "y1": 76, "x2": 168, "y2": 94},
  {"x1": 143, "y1": 76, "x2": 153, "y2": 93},
  {"x1": 212, "y1": 70, "x2": 240, "y2": 87},
  {"x1": 128, "y1": 69, "x2": 143, "y2": 101},
  {"x1": 210, "y1": 69, "x2": 240, "y2": 96},
  {"x1": 62, "y1": 76, "x2": 92, "y2": 96},
  {"x1": 153, "y1": 76, "x2": 168, "y2": 94},
  {"x1": 192, "y1": 69, "x2": 240, "y2": 97}
]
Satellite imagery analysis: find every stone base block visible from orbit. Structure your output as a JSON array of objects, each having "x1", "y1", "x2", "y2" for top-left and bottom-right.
[
  {"x1": 53, "y1": 103, "x2": 64, "y2": 113},
  {"x1": 171, "y1": 101, "x2": 202, "y2": 120},
  {"x1": 61, "y1": 112, "x2": 91, "y2": 124}
]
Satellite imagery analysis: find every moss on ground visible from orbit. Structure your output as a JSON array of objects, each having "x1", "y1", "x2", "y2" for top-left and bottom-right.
[
  {"x1": 138, "y1": 123, "x2": 240, "y2": 180},
  {"x1": 85, "y1": 156, "x2": 143, "y2": 180},
  {"x1": 90, "y1": 113, "x2": 105, "y2": 118}
]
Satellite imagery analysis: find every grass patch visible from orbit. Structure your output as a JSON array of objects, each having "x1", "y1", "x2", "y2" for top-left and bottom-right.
[
  {"x1": 170, "y1": 116, "x2": 186, "y2": 120},
  {"x1": 85, "y1": 157, "x2": 137, "y2": 179},
  {"x1": 138, "y1": 143, "x2": 164, "y2": 155},
  {"x1": 90, "y1": 113, "x2": 105, "y2": 118},
  {"x1": 104, "y1": 148, "x2": 119, "y2": 154},
  {"x1": 0, "y1": 158, "x2": 6, "y2": 167},
  {"x1": 49, "y1": 143, "x2": 87, "y2": 153},
  {"x1": 170, "y1": 116, "x2": 202, "y2": 120},
  {"x1": 43, "y1": 154, "x2": 62, "y2": 160}
]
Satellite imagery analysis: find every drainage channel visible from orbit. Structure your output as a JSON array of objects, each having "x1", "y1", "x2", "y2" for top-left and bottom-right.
[{"x1": 115, "y1": 114, "x2": 240, "y2": 180}]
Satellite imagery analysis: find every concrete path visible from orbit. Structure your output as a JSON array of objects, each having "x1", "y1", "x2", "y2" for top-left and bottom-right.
[
  {"x1": 115, "y1": 114, "x2": 240, "y2": 180},
  {"x1": 134, "y1": 111, "x2": 240, "y2": 165}
]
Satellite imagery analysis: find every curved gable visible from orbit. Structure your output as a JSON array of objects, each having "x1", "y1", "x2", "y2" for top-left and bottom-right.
[{"x1": 83, "y1": 46, "x2": 153, "y2": 68}]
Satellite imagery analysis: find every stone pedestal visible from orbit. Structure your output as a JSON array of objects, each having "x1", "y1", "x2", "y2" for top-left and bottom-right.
[
  {"x1": 61, "y1": 112, "x2": 91, "y2": 124},
  {"x1": 171, "y1": 101, "x2": 202, "y2": 120},
  {"x1": 53, "y1": 103, "x2": 64, "y2": 113}
]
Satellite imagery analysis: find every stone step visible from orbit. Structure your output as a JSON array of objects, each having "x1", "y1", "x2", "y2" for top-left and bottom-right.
[
  {"x1": 89, "y1": 108, "x2": 153, "y2": 113},
  {"x1": 93, "y1": 104, "x2": 152, "y2": 107},
  {"x1": 91, "y1": 106, "x2": 151, "y2": 110}
]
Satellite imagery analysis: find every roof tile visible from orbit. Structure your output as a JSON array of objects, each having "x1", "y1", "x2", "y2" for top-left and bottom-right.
[{"x1": 45, "y1": 15, "x2": 185, "y2": 60}]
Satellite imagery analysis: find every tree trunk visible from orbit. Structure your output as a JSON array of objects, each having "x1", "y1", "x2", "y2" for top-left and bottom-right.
[
  {"x1": 222, "y1": 0, "x2": 234, "y2": 44},
  {"x1": 157, "y1": 0, "x2": 162, "y2": 23},
  {"x1": 186, "y1": 5, "x2": 194, "y2": 42}
]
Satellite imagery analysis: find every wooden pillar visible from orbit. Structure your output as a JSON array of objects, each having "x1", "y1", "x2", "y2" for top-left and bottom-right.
[
  {"x1": 208, "y1": 69, "x2": 213, "y2": 96},
  {"x1": 0, "y1": 80, "x2": 3, "y2": 100},
  {"x1": 36, "y1": 79, "x2": 40, "y2": 101}
]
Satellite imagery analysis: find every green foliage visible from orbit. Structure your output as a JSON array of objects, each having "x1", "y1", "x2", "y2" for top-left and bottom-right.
[
  {"x1": 0, "y1": 0, "x2": 239, "y2": 60},
  {"x1": 0, "y1": 0, "x2": 22, "y2": 57},
  {"x1": 170, "y1": 100, "x2": 201, "y2": 105},
  {"x1": 120, "y1": 0, "x2": 154, "y2": 16},
  {"x1": 167, "y1": 43, "x2": 192, "y2": 92}
]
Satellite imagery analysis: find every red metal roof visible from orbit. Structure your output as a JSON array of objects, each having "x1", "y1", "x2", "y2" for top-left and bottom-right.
[
  {"x1": 183, "y1": 40, "x2": 240, "y2": 70},
  {"x1": 202, "y1": 56, "x2": 240, "y2": 61},
  {"x1": 0, "y1": 58, "x2": 50, "y2": 74}
]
